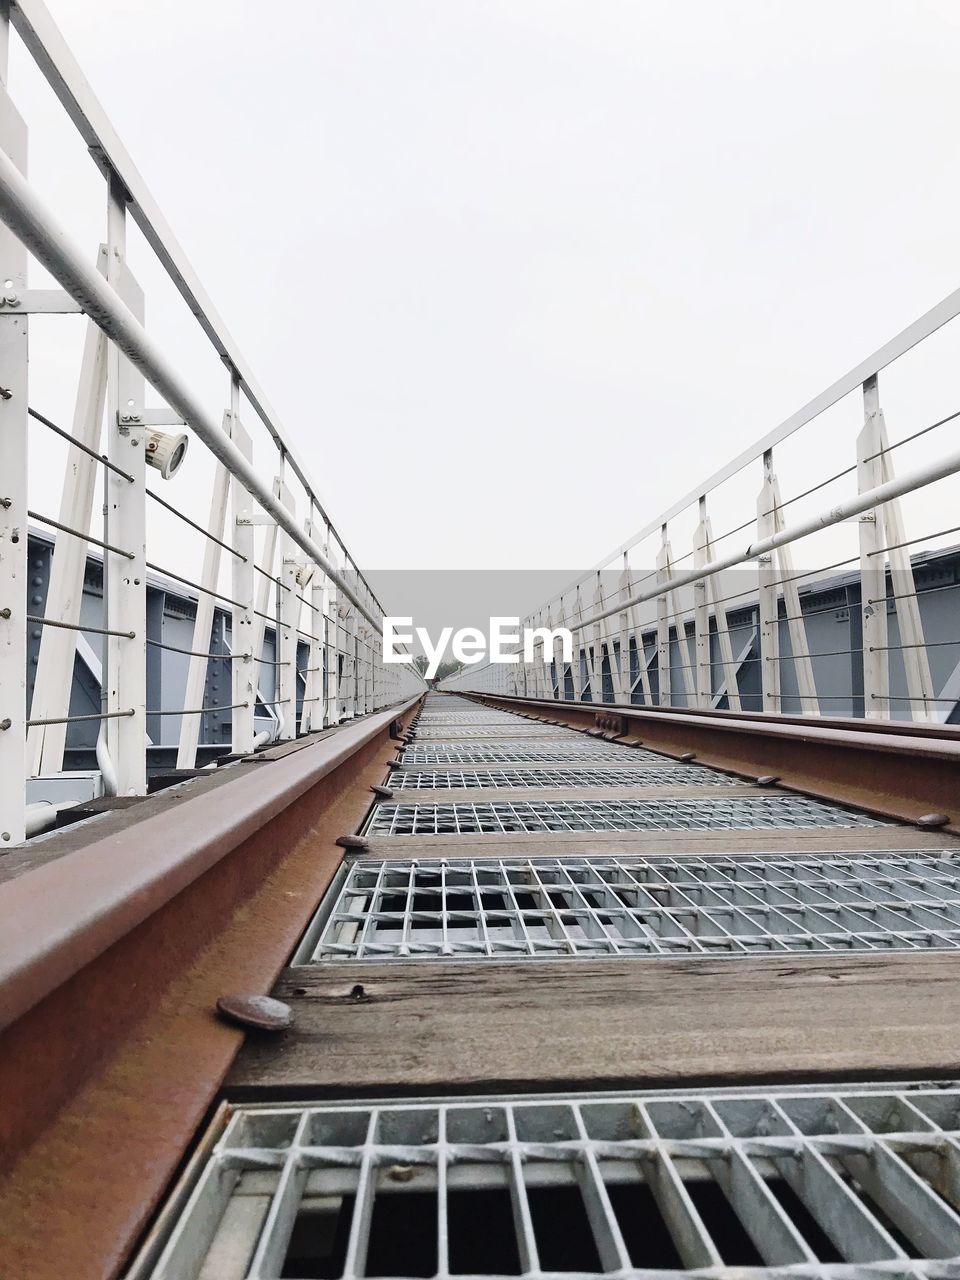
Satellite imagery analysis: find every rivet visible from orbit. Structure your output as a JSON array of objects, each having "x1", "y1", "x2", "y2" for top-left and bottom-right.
[
  {"x1": 215, "y1": 993, "x2": 293, "y2": 1032},
  {"x1": 336, "y1": 834, "x2": 369, "y2": 851},
  {"x1": 756, "y1": 775, "x2": 780, "y2": 787},
  {"x1": 917, "y1": 813, "x2": 950, "y2": 829},
  {"x1": 387, "y1": 1165, "x2": 415, "y2": 1183},
  {"x1": 680, "y1": 752, "x2": 696, "y2": 762}
]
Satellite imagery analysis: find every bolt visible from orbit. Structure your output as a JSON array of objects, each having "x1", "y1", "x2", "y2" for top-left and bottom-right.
[
  {"x1": 0, "y1": 718, "x2": 11, "y2": 730},
  {"x1": 215, "y1": 993, "x2": 294, "y2": 1033},
  {"x1": 0, "y1": 387, "x2": 12, "y2": 400},
  {"x1": 0, "y1": 608, "x2": 10, "y2": 619},
  {"x1": 917, "y1": 813, "x2": 950, "y2": 829},
  {"x1": 336, "y1": 834, "x2": 369, "y2": 851},
  {"x1": 0, "y1": 497, "x2": 10, "y2": 508}
]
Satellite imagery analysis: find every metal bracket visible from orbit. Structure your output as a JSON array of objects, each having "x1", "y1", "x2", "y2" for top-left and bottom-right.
[
  {"x1": 0, "y1": 288, "x2": 82, "y2": 313},
  {"x1": 237, "y1": 512, "x2": 280, "y2": 527}
]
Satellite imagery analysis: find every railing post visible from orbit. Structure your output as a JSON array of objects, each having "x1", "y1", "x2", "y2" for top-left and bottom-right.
[
  {"x1": 177, "y1": 409, "x2": 232, "y2": 768},
  {"x1": 756, "y1": 450, "x2": 780, "y2": 715},
  {"x1": 324, "y1": 529, "x2": 339, "y2": 725},
  {"x1": 278, "y1": 551, "x2": 299, "y2": 740},
  {"x1": 104, "y1": 173, "x2": 147, "y2": 795},
  {"x1": 858, "y1": 376, "x2": 889, "y2": 719},
  {"x1": 28, "y1": 252, "x2": 108, "y2": 775},
  {"x1": 657, "y1": 526, "x2": 697, "y2": 706},
  {"x1": 0, "y1": 8, "x2": 27, "y2": 843},
  {"x1": 301, "y1": 512, "x2": 323, "y2": 732},
  {"x1": 229, "y1": 395, "x2": 256, "y2": 756},
  {"x1": 693, "y1": 497, "x2": 712, "y2": 708}
]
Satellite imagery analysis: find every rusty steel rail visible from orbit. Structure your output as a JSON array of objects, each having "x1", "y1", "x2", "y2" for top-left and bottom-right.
[
  {"x1": 0, "y1": 693, "x2": 422, "y2": 1280},
  {"x1": 465, "y1": 692, "x2": 960, "y2": 832}
]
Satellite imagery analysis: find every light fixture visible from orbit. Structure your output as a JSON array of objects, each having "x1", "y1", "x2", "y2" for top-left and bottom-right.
[{"x1": 145, "y1": 430, "x2": 189, "y2": 480}]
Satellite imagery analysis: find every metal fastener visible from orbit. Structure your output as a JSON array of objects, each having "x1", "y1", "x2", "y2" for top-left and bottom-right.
[
  {"x1": 215, "y1": 993, "x2": 293, "y2": 1033},
  {"x1": 917, "y1": 813, "x2": 950, "y2": 829},
  {"x1": 336, "y1": 834, "x2": 369, "y2": 851}
]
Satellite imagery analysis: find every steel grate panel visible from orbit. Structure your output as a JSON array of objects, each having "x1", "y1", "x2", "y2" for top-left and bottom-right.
[
  {"x1": 293, "y1": 852, "x2": 960, "y2": 961},
  {"x1": 403, "y1": 744, "x2": 662, "y2": 764},
  {"x1": 412, "y1": 726, "x2": 575, "y2": 738},
  {"x1": 140, "y1": 1082, "x2": 960, "y2": 1280},
  {"x1": 391, "y1": 767, "x2": 746, "y2": 790},
  {"x1": 364, "y1": 797, "x2": 889, "y2": 837}
]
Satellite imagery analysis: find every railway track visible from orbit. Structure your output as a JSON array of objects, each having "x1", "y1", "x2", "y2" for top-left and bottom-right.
[{"x1": 4, "y1": 690, "x2": 960, "y2": 1277}]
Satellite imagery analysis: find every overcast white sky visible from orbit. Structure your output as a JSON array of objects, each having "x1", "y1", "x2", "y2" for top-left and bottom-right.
[{"x1": 15, "y1": 0, "x2": 960, "y2": 575}]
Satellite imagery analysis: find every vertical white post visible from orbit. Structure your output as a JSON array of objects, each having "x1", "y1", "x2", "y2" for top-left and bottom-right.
[
  {"x1": 0, "y1": 9, "x2": 28, "y2": 843},
  {"x1": 767, "y1": 470, "x2": 819, "y2": 715},
  {"x1": 756, "y1": 449, "x2": 780, "y2": 715},
  {"x1": 621, "y1": 554, "x2": 653, "y2": 706},
  {"x1": 29, "y1": 265, "x2": 108, "y2": 774},
  {"x1": 696, "y1": 509, "x2": 742, "y2": 712},
  {"x1": 177, "y1": 410, "x2": 231, "y2": 767},
  {"x1": 858, "y1": 376, "x2": 889, "y2": 719},
  {"x1": 693, "y1": 497, "x2": 712, "y2": 708},
  {"x1": 301, "y1": 513, "x2": 323, "y2": 733},
  {"x1": 571, "y1": 587, "x2": 586, "y2": 700},
  {"x1": 858, "y1": 383, "x2": 934, "y2": 722},
  {"x1": 104, "y1": 174, "x2": 147, "y2": 795},
  {"x1": 278, "y1": 552, "x2": 299, "y2": 740},
  {"x1": 656, "y1": 529, "x2": 696, "y2": 707},
  {"x1": 324, "y1": 529, "x2": 339, "y2": 725},
  {"x1": 230, "y1": 398, "x2": 256, "y2": 755},
  {"x1": 656, "y1": 526, "x2": 671, "y2": 707}
]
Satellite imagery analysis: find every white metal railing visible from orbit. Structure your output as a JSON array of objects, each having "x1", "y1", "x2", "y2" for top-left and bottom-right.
[
  {"x1": 0, "y1": 0, "x2": 422, "y2": 844},
  {"x1": 445, "y1": 292, "x2": 960, "y2": 721}
]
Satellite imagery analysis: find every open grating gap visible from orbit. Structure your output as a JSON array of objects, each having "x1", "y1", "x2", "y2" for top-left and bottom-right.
[
  {"x1": 290, "y1": 851, "x2": 960, "y2": 963},
  {"x1": 136, "y1": 1084, "x2": 960, "y2": 1280},
  {"x1": 363, "y1": 797, "x2": 890, "y2": 836}
]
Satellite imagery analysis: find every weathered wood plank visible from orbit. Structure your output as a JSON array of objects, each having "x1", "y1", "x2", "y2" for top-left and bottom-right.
[{"x1": 228, "y1": 952, "x2": 960, "y2": 1095}]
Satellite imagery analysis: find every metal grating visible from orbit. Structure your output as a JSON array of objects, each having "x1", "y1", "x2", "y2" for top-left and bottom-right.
[
  {"x1": 137, "y1": 1082, "x2": 960, "y2": 1280},
  {"x1": 402, "y1": 745, "x2": 660, "y2": 764},
  {"x1": 294, "y1": 852, "x2": 960, "y2": 961},
  {"x1": 365, "y1": 797, "x2": 888, "y2": 837},
  {"x1": 391, "y1": 767, "x2": 745, "y2": 790},
  {"x1": 412, "y1": 726, "x2": 574, "y2": 739}
]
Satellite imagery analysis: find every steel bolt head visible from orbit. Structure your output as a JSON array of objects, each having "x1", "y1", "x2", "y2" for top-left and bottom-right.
[
  {"x1": 756, "y1": 775, "x2": 780, "y2": 787},
  {"x1": 337, "y1": 834, "x2": 369, "y2": 851},
  {"x1": 216, "y1": 993, "x2": 293, "y2": 1033},
  {"x1": 371, "y1": 784, "x2": 394, "y2": 800},
  {"x1": 917, "y1": 813, "x2": 951, "y2": 829},
  {"x1": 680, "y1": 752, "x2": 696, "y2": 762}
]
